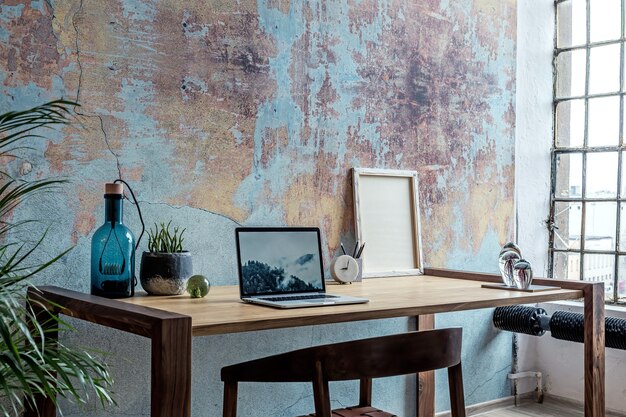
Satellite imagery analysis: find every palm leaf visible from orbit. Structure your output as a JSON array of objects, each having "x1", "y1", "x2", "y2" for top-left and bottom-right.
[
  {"x1": 0, "y1": 100, "x2": 114, "y2": 416},
  {"x1": 0, "y1": 178, "x2": 67, "y2": 222}
]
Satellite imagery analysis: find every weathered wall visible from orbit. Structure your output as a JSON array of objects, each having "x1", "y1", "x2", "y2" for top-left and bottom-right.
[{"x1": 1, "y1": 0, "x2": 517, "y2": 415}]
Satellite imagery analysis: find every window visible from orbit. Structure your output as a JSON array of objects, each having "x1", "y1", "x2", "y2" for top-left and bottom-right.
[{"x1": 550, "y1": 0, "x2": 626, "y2": 303}]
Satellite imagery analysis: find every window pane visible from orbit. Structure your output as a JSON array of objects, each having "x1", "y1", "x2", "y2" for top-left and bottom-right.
[
  {"x1": 622, "y1": 101, "x2": 626, "y2": 143},
  {"x1": 618, "y1": 256, "x2": 626, "y2": 300},
  {"x1": 620, "y1": 204, "x2": 626, "y2": 250},
  {"x1": 590, "y1": 0, "x2": 621, "y2": 43},
  {"x1": 554, "y1": 251, "x2": 580, "y2": 280},
  {"x1": 583, "y1": 254, "x2": 615, "y2": 300},
  {"x1": 588, "y1": 96, "x2": 620, "y2": 147},
  {"x1": 556, "y1": 49, "x2": 587, "y2": 98},
  {"x1": 589, "y1": 44, "x2": 621, "y2": 95},
  {"x1": 585, "y1": 202, "x2": 617, "y2": 251},
  {"x1": 555, "y1": 152, "x2": 583, "y2": 198},
  {"x1": 556, "y1": 100, "x2": 585, "y2": 148},
  {"x1": 557, "y1": 0, "x2": 587, "y2": 47},
  {"x1": 622, "y1": 155, "x2": 626, "y2": 195},
  {"x1": 554, "y1": 202, "x2": 582, "y2": 250},
  {"x1": 623, "y1": 51, "x2": 626, "y2": 93},
  {"x1": 586, "y1": 152, "x2": 618, "y2": 197}
]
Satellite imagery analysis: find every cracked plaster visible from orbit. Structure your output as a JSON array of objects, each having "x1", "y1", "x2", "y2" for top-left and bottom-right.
[{"x1": 1, "y1": 0, "x2": 516, "y2": 415}]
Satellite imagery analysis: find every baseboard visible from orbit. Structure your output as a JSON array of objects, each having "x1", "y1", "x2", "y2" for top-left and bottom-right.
[
  {"x1": 435, "y1": 393, "x2": 626, "y2": 417},
  {"x1": 435, "y1": 396, "x2": 516, "y2": 417},
  {"x1": 539, "y1": 393, "x2": 626, "y2": 417}
]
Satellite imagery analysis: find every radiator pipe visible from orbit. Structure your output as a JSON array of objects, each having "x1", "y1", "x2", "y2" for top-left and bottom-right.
[{"x1": 493, "y1": 305, "x2": 626, "y2": 350}]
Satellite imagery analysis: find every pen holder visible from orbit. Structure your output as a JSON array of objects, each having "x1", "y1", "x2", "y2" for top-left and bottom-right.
[{"x1": 355, "y1": 258, "x2": 363, "y2": 282}]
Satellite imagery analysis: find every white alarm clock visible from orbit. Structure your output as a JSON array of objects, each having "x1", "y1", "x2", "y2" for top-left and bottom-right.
[{"x1": 330, "y1": 255, "x2": 360, "y2": 283}]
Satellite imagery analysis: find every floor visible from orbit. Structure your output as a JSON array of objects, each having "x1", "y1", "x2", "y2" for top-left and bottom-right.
[{"x1": 473, "y1": 397, "x2": 625, "y2": 417}]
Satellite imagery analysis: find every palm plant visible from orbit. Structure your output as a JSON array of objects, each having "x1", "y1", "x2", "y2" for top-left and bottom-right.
[{"x1": 0, "y1": 100, "x2": 114, "y2": 416}]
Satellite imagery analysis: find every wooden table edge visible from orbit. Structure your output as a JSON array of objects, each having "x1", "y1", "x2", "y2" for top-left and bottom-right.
[
  {"x1": 189, "y1": 291, "x2": 582, "y2": 336},
  {"x1": 28, "y1": 271, "x2": 587, "y2": 338}
]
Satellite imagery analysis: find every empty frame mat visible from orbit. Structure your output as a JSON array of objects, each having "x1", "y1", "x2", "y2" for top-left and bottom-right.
[{"x1": 353, "y1": 169, "x2": 422, "y2": 277}]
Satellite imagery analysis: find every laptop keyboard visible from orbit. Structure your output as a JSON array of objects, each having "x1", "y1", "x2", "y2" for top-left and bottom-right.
[{"x1": 262, "y1": 294, "x2": 339, "y2": 302}]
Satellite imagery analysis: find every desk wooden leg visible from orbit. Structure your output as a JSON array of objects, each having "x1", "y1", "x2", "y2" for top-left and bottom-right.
[
  {"x1": 151, "y1": 316, "x2": 192, "y2": 417},
  {"x1": 416, "y1": 314, "x2": 435, "y2": 417},
  {"x1": 583, "y1": 284, "x2": 605, "y2": 417}
]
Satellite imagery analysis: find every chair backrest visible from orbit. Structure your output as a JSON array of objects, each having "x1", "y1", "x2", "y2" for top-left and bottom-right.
[{"x1": 221, "y1": 328, "x2": 462, "y2": 383}]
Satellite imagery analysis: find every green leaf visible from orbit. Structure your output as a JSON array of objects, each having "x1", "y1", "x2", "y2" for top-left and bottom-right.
[{"x1": 0, "y1": 100, "x2": 114, "y2": 415}]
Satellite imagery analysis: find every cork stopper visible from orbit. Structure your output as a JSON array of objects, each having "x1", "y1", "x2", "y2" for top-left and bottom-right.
[{"x1": 105, "y1": 183, "x2": 123, "y2": 195}]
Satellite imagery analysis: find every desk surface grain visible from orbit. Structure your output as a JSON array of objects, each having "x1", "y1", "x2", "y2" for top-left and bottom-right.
[{"x1": 118, "y1": 275, "x2": 582, "y2": 336}]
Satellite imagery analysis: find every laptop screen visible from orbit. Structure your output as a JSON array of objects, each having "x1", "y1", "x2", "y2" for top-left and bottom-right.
[{"x1": 236, "y1": 227, "x2": 326, "y2": 297}]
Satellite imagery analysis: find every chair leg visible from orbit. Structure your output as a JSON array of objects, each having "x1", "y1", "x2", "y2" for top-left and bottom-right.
[
  {"x1": 223, "y1": 381, "x2": 238, "y2": 417},
  {"x1": 447, "y1": 363, "x2": 466, "y2": 417},
  {"x1": 313, "y1": 361, "x2": 332, "y2": 417},
  {"x1": 359, "y1": 377, "x2": 372, "y2": 407}
]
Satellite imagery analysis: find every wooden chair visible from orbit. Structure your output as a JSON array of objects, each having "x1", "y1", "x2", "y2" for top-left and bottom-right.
[{"x1": 221, "y1": 327, "x2": 466, "y2": 417}]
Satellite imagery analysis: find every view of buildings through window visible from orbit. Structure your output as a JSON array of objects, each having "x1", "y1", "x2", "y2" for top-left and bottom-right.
[{"x1": 551, "y1": 0, "x2": 626, "y2": 303}]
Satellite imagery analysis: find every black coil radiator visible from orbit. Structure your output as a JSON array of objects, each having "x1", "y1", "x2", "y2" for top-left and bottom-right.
[{"x1": 493, "y1": 305, "x2": 626, "y2": 350}]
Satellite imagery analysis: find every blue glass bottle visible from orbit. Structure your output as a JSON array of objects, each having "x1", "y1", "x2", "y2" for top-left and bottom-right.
[{"x1": 91, "y1": 183, "x2": 136, "y2": 298}]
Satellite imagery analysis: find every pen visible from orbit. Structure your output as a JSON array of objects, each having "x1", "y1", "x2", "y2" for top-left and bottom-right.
[
  {"x1": 340, "y1": 243, "x2": 346, "y2": 255},
  {"x1": 356, "y1": 243, "x2": 366, "y2": 259},
  {"x1": 352, "y1": 241, "x2": 359, "y2": 258}
]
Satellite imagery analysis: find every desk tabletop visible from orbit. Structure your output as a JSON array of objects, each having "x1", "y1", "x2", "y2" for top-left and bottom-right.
[
  {"x1": 119, "y1": 274, "x2": 582, "y2": 336},
  {"x1": 29, "y1": 271, "x2": 603, "y2": 417}
]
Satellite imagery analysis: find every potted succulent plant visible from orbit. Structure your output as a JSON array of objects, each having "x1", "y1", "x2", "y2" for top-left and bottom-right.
[{"x1": 140, "y1": 221, "x2": 193, "y2": 295}]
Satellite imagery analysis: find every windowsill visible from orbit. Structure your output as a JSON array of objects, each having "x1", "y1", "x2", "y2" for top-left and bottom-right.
[{"x1": 541, "y1": 299, "x2": 626, "y2": 316}]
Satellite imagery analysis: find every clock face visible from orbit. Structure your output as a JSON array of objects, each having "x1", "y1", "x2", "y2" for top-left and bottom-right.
[{"x1": 330, "y1": 255, "x2": 359, "y2": 283}]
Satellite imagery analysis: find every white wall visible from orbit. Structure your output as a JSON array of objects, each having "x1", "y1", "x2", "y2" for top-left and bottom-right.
[
  {"x1": 515, "y1": 0, "x2": 626, "y2": 412},
  {"x1": 522, "y1": 303, "x2": 626, "y2": 412},
  {"x1": 515, "y1": 0, "x2": 553, "y2": 275}
]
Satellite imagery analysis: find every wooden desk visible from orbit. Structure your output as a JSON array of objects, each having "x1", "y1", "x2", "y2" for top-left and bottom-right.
[{"x1": 26, "y1": 269, "x2": 605, "y2": 417}]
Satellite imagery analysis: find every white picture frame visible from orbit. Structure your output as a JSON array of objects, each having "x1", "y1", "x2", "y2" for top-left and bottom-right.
[{"x1": 352, "y1": 168, "x2": 423, "y2": 277}]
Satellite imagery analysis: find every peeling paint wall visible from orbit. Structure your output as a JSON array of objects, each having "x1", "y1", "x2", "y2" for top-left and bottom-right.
[{"x1": 1, "y1": 0, "x2": 517, "y2": 415}]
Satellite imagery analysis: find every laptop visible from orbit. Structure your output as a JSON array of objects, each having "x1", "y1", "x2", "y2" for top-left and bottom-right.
[{"x1": 235, "y1": 227, "x2": 369, "y2": 308}]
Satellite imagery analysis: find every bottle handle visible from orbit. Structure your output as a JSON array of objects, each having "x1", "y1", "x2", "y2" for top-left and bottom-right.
[
  {"x1": 114, "y1": 179, "x2": 145, "y2": 251},
  {"x1": 114, "y1": 179, "x2": 145, "y2": 297}
]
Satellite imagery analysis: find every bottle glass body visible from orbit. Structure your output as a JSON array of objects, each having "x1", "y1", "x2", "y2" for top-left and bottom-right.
[{"x1": 91, "y1": 196, "x2": 136, "y2": 298}]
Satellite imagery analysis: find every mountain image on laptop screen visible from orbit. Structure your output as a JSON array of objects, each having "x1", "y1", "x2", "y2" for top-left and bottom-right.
[{"x1": 239, "y1": 230, "x2": 324, "y2": 295}]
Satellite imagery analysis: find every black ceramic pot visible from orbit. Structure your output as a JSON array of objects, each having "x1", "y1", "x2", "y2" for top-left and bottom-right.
[{"x1": 140, "y1": 251, "x2": 193, "y2": 295}]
